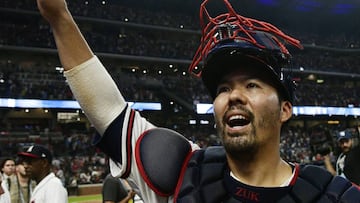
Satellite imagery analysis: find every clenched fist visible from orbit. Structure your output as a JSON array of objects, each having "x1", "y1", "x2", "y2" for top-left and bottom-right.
[{"x1": 36, "y1": 0, "x2": 71, "y2": 25}]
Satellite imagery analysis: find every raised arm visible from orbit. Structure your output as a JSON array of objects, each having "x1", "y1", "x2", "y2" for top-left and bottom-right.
[
  {"x1": 36, "y1": 0, "x2": 93, "y2": 70},
  {"x1": 323, "y1": 154, "x2": 336, "y2": 176},
  {"x1": 35, "y1": 0, "x2": 126, "y2": 134}
]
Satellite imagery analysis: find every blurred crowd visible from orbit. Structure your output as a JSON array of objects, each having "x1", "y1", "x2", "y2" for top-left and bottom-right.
[
  {"x1": 0, "y1": 58, "x2": 358, "y2": 107},
  {"x1": 1, "y1": 0, "x2": 360, "y2": 49}
]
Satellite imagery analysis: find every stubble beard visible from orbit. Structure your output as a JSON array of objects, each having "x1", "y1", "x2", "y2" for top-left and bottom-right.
[
  {"x1": 342, "y1": 146, "x2": 350, "y2": 153},
  {"x1": 218, "y1": 122, "x2": 259, "y2": 161}
]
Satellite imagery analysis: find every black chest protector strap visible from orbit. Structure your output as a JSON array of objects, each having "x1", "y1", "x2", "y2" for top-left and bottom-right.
[
  {"x1": 174, "y1": 146, "x2": 228, "y2": 203},
  {"x1": 277, "y1": 166, "x2": 359, "y2": 203},
  {"x1": 174, "y1": 146, "x2": 360, "y2": 203}
]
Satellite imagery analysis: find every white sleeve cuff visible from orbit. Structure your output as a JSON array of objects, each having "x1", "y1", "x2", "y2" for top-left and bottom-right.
[{"x1": 64, "y1": 56, "x2": 126, "y2": 135}]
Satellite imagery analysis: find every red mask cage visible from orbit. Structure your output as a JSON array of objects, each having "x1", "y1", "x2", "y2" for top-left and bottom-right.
[{"x1": 188, "y1": 0, "x2": 303, "y2": 77}]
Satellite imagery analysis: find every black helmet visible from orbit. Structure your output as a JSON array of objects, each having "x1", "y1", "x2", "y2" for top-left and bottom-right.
[{"x1": 189, "y1": 0, "x2": 303, "y2": 103}]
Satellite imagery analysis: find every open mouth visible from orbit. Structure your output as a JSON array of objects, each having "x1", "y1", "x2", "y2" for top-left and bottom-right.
[{"x1": 227, "y1": 115, "x2": 250, "y2": 127}]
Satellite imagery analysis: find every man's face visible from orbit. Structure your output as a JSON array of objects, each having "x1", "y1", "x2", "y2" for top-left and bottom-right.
[
  {"x1": 21, "y1": 158, "x2": 44, "y2": 181},
  {"x1": 339, "y1": 139, "x2": 352, "y2": 153},
  {"x1": 2, "y1": 160, "x2": 15, "y2": 176},
  {"x1": 16, "y1": 163, "x2": 28, "y2": 177},
  {"x1": 212, "y1": 68, "x2": 292, "y2": 159}
]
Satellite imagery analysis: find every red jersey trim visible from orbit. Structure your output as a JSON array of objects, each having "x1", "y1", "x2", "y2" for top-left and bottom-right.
[
  {"x1": 134, "y1": 129, "x2": 169, "y2": 195},
  {"x1": 173, "y1": 150, "x2": 198, "y2": 202},
  {"x1": 122, "y1": 109, "x2": 135, "y2": 178},
  {"x1": 289, "y1": 163, "x2": 300, "y2": 186}
]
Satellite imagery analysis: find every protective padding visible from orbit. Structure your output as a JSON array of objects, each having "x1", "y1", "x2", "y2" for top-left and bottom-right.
[{"x1": 136, "y1": 128, "x2": 192, "y2": 196}]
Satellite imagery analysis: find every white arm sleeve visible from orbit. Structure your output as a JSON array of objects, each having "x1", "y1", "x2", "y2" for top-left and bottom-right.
[{"x1": 64, "y1": 56, "x2": 126, "y2": 135}]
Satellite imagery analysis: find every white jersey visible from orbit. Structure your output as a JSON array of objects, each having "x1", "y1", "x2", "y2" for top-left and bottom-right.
[
  {"x1": 65, "y1": 56, "x2": 199, "y2": 203},
  {"x1": 336, "y1": 153, "x2": 347, "y2": 178},
  {"x1": 30, "y1": 172, "x2": 68, "y2": 203},
  {"x1": 0, "y1": 180, "x2": 11, "y2": 203}
]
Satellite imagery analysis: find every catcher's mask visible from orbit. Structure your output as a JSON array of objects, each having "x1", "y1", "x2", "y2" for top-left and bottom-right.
[{"x1": 189, "y1": 0, "x2": 303, "y2": 103}]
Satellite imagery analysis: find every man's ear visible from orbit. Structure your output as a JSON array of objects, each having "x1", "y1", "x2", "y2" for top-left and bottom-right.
[{"x1": 280, "y1": 101, "x2": 292, "y2": 122}]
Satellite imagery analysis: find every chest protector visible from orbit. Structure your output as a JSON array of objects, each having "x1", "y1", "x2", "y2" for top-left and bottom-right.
[
  {"x1": 174, "y1": 147, "x2": 359, "y2": 203},
  {"x1": 136, "y1": 128, "x2": 359, "y2": 202}
]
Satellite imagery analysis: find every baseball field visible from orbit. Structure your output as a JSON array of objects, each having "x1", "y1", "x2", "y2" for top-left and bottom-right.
[{"x1": 68, "y1": 194, "x2": 101, "y2": 203}]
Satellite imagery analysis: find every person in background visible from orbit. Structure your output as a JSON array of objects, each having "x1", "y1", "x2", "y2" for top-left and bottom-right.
[
  {"x1": 324, "y1": 129, "x2": 360, "y2": 186},
  {"x1": 343, "y1": 130, "x2": 360, "y2": 187},
  {"x1": 102, "y1": 173, "x2": 136, "y2": 203},
  {"x1": 32, "y1": 0, "x2": 360, "y2": 202},
  {"x1": 0, "y1": 169, "x2": 11, "y2": 203},
  {"x1": 15, "y1": 161, "x2": 36, "y2": 203},
  {"x1": 53, "y1": 164, "x2": 66, "y2": 187},
  {"x1": 17, "y1": 145, "x2": 68, "y2": 203},
  {"x1": 1, "y1": 157, "x2": 19, "y2": 203}
]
